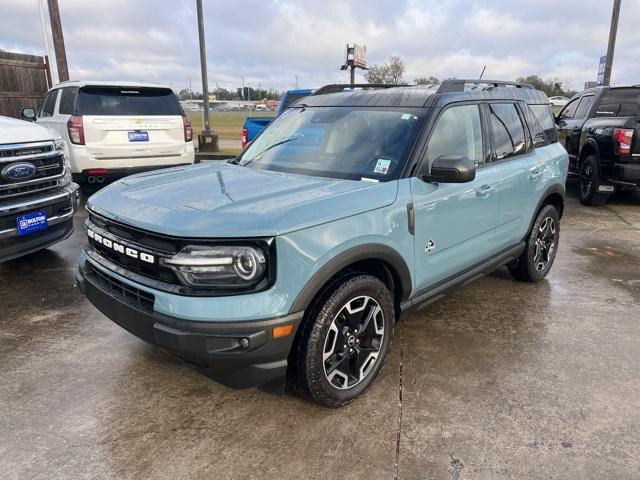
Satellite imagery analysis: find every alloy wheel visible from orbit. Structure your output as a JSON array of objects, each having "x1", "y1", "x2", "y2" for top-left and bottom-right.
[
  {"x1": 322, "y1": 296, "x2": 385, "y2": 389},
  {"x1": 580, "y1": 164, "x2": 593, "y2": 198},
  {"x1": 533, "y1": 217, "x2": 556, "y2": 271}
]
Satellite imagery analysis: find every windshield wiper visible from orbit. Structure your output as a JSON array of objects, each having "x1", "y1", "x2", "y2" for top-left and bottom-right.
[{"x1": 240, "y1": 134, "x2": 302, "y2": 166}]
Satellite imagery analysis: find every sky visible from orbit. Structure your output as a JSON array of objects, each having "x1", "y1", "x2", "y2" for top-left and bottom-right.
[{"x1": 2, "y1": 0, "x2": 639, "y2": 93}]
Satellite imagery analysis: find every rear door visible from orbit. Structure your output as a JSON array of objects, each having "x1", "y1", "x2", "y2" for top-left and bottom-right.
[
  {"x1": 78, "y1": 86, "x2": 186, "y2": 161},
  {"x1": 484, "y1": 102, "x2": 537, "y2": 250}
]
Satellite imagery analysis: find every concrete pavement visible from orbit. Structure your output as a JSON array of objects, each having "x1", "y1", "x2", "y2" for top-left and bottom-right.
[{"x1": 0, "y1": 183, "x2": 638, "y2": 479}]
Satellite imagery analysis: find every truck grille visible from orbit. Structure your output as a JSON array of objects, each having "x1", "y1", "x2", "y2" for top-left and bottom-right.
[{"x1": 0, "y1": 141, "x2": 66, "y2": 198}]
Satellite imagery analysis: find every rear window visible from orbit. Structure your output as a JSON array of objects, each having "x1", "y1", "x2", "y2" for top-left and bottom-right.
[
  {"x1": 596, "y1": 88, "x2": 639, "y2": 117},
  {"x1": 78, "y1": 87, "x2": 182, "y2": 116},
  {"x1": 529, "y1": 104, "x2": 557, "y2": 144},
  {"x1": 281, "y1": 92, "x2": 308, "y2": 111}
]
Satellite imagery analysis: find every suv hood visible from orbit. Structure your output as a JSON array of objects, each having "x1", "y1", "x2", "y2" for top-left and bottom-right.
[
  {"x1": 87, "y1": 163, "x2": 398, "y2": 237},
  {"x1": 0, "y1": 116, "x2": 56, "y2": 144}
]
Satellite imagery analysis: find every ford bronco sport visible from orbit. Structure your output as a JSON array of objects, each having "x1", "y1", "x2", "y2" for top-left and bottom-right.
[{"x1": 77, "y1": 80, "x2": 568, "y2": 407}]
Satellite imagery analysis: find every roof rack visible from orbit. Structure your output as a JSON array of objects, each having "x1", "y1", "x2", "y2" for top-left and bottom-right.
[
  {"x1": 436, "y1": 79, "x2": 534, "y2": 93},
  {"x1": 313, "y1": 83, "x2": 409, "y2": 96}
]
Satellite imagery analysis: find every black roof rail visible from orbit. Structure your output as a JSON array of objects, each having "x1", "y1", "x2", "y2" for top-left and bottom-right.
[
  {"x1": 437, "y1": 79, "x2": 534, "y2": 93},
  {"x1": 313, "y1": 83, "x2": 409, "y2": 96}
]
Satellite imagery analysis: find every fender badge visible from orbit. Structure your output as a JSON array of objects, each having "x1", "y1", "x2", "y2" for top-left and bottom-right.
[{"x1": 425, "y1": 239, "x2": 435, "y2": 253}]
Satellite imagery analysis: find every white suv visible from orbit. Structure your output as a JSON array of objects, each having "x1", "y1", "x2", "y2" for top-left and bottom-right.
[{"x1": 27, "y1": 81, "x2": 195, "y2": 188}]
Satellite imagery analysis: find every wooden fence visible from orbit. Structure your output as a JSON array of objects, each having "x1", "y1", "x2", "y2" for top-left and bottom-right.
[{"x1": 0, "y1": 50, "x2": 52, "y2": 119}]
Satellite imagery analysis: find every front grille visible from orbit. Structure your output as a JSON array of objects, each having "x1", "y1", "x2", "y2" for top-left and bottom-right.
[
  {"x1": 0, "y1": 143, "x2": 52, "y2": 158},
  {"x1": 0, "y1": 197, "x2": 72, "y2": 231},
  {"x1": 88, "y1": 262, "x2": 155, "y2": 311},
  {"x1": 0, "y1": 141, "x2": 65, "y2": 196}
]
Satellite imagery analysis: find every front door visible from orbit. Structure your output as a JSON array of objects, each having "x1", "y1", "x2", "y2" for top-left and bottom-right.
[{"x1": 411, "y1": 103, "x2": 500, "y2": 293}]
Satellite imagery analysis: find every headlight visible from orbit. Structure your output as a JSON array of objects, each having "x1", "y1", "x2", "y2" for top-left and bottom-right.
[
  {"x1": 54, "y1": 138, "x2": 65, "y2": 151},
  {"x1": 160, "y1": 245, "x2": 267, "y2": 288}
]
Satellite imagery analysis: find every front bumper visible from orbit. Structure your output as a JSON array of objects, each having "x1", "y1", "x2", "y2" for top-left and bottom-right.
[
  {"x1": 0, "y1": 182, "x2": 80, "y2": 262},
  {"x1": 77, "y1": 258, "x2": 303, "y2": 392}
]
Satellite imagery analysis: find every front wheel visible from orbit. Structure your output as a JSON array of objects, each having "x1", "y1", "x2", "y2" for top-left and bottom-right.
[
  {"x1": 291, "y1": 274, "x2": 395, "y2": 407},
  {"x1": 509, "y1": 204, "x2": 560, "y2": 282}
]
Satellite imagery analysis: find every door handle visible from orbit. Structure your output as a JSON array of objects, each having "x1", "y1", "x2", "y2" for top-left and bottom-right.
[{"x1": 475, "y1": 184, "x2": 495, "y2": 197}]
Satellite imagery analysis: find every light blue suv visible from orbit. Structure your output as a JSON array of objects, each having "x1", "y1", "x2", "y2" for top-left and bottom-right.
[{"x1": 77, "y1": 80, "x2": 568, "y2": 407}]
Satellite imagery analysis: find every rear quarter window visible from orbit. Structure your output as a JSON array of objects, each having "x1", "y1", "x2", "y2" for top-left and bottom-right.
[
  {"x1": 58, "y1": 87, "x2": 78, "y2": 115},
  {"x1": 78, "y1": 87, "x2": 183, "y2": 116},
  {"x1": 529, "y1": 104, "x2": 557, "y2": 144}
]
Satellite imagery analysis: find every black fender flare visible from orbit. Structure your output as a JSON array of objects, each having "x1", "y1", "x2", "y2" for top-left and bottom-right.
[
  {"x1": 578, "y1": 138, "x2": 600, "y2": 166},
  {"x1": 525, "y1": 184, "x2": 566, "y2": 236},
  {"x1": 289, "y1": 243, "x2": 412, "y2": 314}
]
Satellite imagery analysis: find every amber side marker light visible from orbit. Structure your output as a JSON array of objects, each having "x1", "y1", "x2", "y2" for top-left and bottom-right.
[{"x1": 272, "y1": 324, "x2": 294, "y2": 339}]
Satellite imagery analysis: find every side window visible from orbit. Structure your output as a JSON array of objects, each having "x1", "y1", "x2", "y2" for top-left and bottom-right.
[
  {"x1": 574, "y1": 95, "x2": 594, "y2": 119},
  {"x1": 58, "y1": 87, "x2": 78, "y2": 115},
  {"x1": 39, "y1": 90, "x2": 59, "y2": 118},
  {"x1": 558, "y1": 97, "x2": 579, "y2": 120},
  {"x1": 596, "y1": 88, "x2": 639, "y2": 117},
  {"x1": 530, "y1": 104, "x2": 557, "y2": 144},
  {"x1": 488, "y1": 103, "x2": 526, "y2": 160},
  {"x1": 425, "y1": 104, "x2": 484, "y2": 168},
  {"x1": 522, "y1": 104, "x2": 547, "y2": 147}
]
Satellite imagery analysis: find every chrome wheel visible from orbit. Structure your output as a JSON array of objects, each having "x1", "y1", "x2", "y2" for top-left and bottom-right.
[
  {"x1": 534, "y1": 217, "x2": 556, "y2": 271},
  {"x1": 323, "y1": 296, "x2": 384, "y2": 390}
]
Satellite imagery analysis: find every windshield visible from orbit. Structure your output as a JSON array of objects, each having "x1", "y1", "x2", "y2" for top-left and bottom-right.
[
  {"x1": 239, "y1": 107, "x2": 424, "y2": 181},
  {"x1": 79, "y1": 87, "x2": 183, "y2": 116}
]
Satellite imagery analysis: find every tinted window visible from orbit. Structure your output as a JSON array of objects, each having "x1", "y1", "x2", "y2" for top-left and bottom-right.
[
  {"x1": 58, "y1": 87, "x2": 77, "y2": 115},
  {"x1": 426, "y1": 104, "x2": 484, "y2": 166},
  {"x1": 39, "y1": 90, "x2": 58, "y2": 118},
  {"x1": 281, "y1": 92, "x2": 308, "y2": 110},
  {"x1": 559, "y1": 97, "x2": 579, "y2": 119},
  {"x1": 489, "y1": 103, "x2": 526, "y2": 160},
  {"x1": 530, "y1": 104, "x2": 557, "y2": 144},
  {"x1": 574, "y1": 95, "x2": 594, "y2": 119},
  {"x1": 596, "y1": 88, "x2": 639, "y2": 117},
  {"x1": 239, "y1": 107, "x2": 424, "y2": 181},
  {"x1": 78, "y1": 87, "x2": 182, "y2": 115}
]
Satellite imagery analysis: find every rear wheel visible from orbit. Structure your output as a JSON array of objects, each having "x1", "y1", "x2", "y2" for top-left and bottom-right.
[
  {"x1": 578, "y1": 155, "x2": 610, "y2": 206},
  {"x1": 509, "y1": 204, "x2": 560, "y2": 282},
  {"x1": 291, "y1": 274, "x2": 394, "y2": 407}
]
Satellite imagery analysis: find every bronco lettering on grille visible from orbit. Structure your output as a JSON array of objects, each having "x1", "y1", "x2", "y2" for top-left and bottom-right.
[{"x1": 88, "y1": 228, "x2": 155, "y2": 264}]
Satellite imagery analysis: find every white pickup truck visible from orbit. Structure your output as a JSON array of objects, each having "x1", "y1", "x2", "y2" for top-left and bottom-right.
[{"x1": 0, "y1": 115, "x2": 80, "y2": 262}]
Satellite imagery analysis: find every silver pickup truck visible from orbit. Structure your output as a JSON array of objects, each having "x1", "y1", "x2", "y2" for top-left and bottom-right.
[{"x1": 0, "y1": 115, "x2": 80, "y2": 263}]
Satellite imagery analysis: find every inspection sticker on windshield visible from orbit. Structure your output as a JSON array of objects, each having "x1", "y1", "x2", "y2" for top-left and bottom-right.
[{"x1": 374, "y1": 159, "x2": 391, "y2": 175}]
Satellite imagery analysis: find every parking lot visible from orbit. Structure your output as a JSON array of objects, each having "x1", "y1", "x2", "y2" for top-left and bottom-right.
[{"x1": 0, "y1": 182, "x2": 638, "y2": 480}]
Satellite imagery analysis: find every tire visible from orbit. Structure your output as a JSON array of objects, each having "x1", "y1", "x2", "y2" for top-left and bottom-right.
[
  {"x1": 509, "y1": 204, "x2": 560, "y2": 282},
  {"x1": 578, "y1": 155, "x2": 611, "y2": 206},
  {"x1": 290, "y1": 273, "x2": 395, "y2": 407}
]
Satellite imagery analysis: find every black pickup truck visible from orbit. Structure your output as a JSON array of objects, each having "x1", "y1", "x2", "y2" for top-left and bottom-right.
[{"x1": 556, "y1": 85, "x2": 639, "y2": 206}]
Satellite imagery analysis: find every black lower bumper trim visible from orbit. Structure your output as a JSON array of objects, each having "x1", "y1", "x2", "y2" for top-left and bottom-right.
[
  {"x1": 77, "y1": 261, "x2": 303, "y2": 391},
  {"x1": 613, "y1": 163, "x2": 640, "y2": 186},
  {"x1": 73, "y1": 164, "x2": 191, "y2": 185}
]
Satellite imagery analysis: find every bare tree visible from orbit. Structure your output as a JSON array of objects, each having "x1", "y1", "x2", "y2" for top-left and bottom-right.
[
  {"x1": 365, "y1": 56, "x2": 406, "y2": 84},
  {"x1": 415, "y1": 76, "x2": 440, "y2": 85}
]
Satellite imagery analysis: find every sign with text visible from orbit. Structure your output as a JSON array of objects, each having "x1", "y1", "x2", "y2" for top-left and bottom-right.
[{"x1": 596, "y1": 55, "x2": 606, "y2": 86}]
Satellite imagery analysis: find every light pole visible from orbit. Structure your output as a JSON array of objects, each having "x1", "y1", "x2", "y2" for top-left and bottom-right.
[
  {"x1": 603, "y1": 0, "x2": 622, "y2": 86},
  {"x1": 195, "y1": 0, "x2": 218, "y2": 151}
]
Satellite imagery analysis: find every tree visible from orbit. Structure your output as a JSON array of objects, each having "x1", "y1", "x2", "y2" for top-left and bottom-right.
[
  {"x1": 177, "y1": 89, "x2": 192, "y2": 100},
  {"x1": 414, "y1": 76, "x2": 440, "y2": 85},
  {"x1": 516, "y1": 75, "x2": 576, "y2": 97},
  {"x1": 365, "y1": 55, "x2": 406, "y2": 84}
]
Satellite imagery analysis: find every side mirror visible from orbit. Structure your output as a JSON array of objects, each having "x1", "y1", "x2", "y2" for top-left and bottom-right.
[
  {"x1": 21, "y1": 108, "x2": 36, "y2": 121},
  {"x1": 422, "y1": 155, "x2": 476, "y2": 183}
]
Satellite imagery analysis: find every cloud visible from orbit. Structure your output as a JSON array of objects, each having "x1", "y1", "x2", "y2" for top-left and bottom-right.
[{"x1": 1, "y1": 0, "x2": 639, "y2": 92}]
